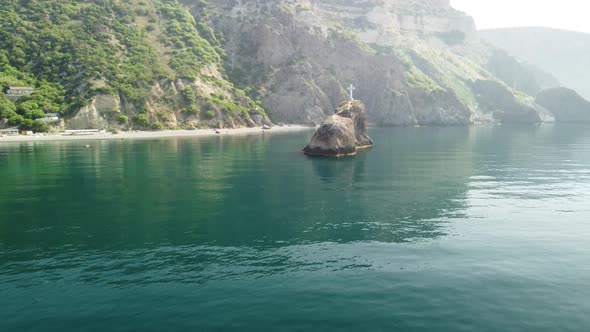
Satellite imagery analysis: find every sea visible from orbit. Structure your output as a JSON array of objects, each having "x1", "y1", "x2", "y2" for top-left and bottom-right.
[{"x1": 1, "y1": 125, "x2": 590, "y2": 331}]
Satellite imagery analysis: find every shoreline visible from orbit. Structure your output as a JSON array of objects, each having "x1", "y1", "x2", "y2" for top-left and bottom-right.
[{"x1": 0, "y1": 125, "x2": 314, "y2": 143}]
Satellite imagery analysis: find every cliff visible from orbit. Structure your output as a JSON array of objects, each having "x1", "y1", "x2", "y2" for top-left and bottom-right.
[
  {"x1": 204, "y1": 0, "x2": 561, "y2": 126},
  {"x1": 0, "y1": 0, "x2": 570, "y2": 131},
  {"x1": 0, "y1": 0, "x2": 266, "y2": 131},
  {"x1": 536, "y1": 88, "x2": 590, "y2": 123},
  {"x1": 480, "y1": 27, "x2": 590, "y2": 100}
]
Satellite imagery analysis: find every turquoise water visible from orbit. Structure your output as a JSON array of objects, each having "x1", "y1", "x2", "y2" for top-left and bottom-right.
[{"x1": 2, "y1": 126, "x2": 590, "y2": 331}]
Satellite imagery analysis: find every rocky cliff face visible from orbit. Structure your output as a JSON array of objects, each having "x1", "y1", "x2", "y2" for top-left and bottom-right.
[
  {"x1": 200, "y1": 0, "x2": 560, "y2": 126},
  {"x1": 480, "y1": 27, "x2": 590, "y2": 101},
  {"x1": 469, "y1": 80, "x2": 552, "y2": 124},
  {"x1": 483, "y1": 49, "x2": 560, "y2": 97},
  {"x1": 312, "y1": 0, "x2": 477, "y2": 47},
  {"x1": 2, "y1": 0, "x2": 564, "y2": 130},
  {"x1": 68, "y1": 72, "x2": 265, "y2": 131},
  {"x1": 536, "y1": 88, "x2": 590, "y2": 123}
]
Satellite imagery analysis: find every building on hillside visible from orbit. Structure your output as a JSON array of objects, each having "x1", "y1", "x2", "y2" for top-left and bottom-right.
[
  {"x1": 40, "y1": 113, "x2": 60, "y2": 123},
  {"x1": 6, "y1": 87, "x2": 35, "y2": 96},
  {"x1": 0, "y1": 127, "x2": 19, "y2": 136},
  {"x1": 63, "y1": 129, "x2": 100, "y2": 136}
]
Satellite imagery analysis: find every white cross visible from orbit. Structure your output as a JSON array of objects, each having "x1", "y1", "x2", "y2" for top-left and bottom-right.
[{"x1": 348, "y1": 84, "x2": 356, "y2": 101}]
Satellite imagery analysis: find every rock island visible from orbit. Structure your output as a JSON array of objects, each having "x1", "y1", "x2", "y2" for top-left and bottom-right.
[{"x1": 304, "y1": 100, "x2": 373, "y2": 157}]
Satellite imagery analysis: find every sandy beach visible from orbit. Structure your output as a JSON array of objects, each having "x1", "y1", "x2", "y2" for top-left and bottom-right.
[{"x1": 0, "y1": 125, "x2": 314, "y2": 143}]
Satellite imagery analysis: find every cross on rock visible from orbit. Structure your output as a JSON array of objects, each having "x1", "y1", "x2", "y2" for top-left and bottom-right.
[{"x1": 348, "y1": 84, "x2": 356, "y2": 101}]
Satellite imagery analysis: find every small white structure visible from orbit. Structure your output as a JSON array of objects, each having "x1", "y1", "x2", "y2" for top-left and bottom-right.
[
  {"x1": 40, "y1": 113, "x2": 60, "y2": 123},
  {"x1": 64, "y1": 129, "x2": 100, "y2": 136},
  {"x1": 20, "y1": 130, "x2": 34, "y2": 136},
  {"x1": 348, "y1": 84, "x2": 356, "y2": 101},
  {"x1": 0, "y1": 127, "x2": 19, "y2": 136},
  {"x1": 6, "y1": 87, "x2": 35, "y2": 96}
]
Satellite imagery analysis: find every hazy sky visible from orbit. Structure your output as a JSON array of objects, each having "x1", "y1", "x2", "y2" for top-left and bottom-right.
[{"x1": 451, "y1": 0, "x2": 590, "y2": 33}]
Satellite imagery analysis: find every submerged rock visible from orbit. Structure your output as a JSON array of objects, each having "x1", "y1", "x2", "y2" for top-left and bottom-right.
[{"x1": 303, "y1": 100, "x2": 373, "y2": 157}]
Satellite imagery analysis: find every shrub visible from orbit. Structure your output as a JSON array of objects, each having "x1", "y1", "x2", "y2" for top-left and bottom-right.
[
  {"x1": 118, "y1": 114, "x2": 129, "y2": 124},
  {"x1": 205, "y1": 110, "x2": 215, "y2": 119},
  {"x1": 1, "y1": 109, "x2": 18, "y2": 120},
  {"x1": 132, "y1": 114, "x2": 149, "y2": 128},
  {"x1": 95, "y1": 87, "x2": 117, "y2": 95},
  {"x1": 30, "y1": 109, "x2": 46, "y2": 120},
  {"x1": 19, "y1": 119, "x2": 35, "y2": 130},
  {"x1": 181, "y1": 87, "x2": 197, "y2": 103},
  {"x1": 19, "y1": 119, "x2": 48, "y2": 132},
  {"x1": 210, "y1": 92, "x2": 225, "y2": 100},
  {"x1": 8, "y1": 114, "x2": 24, "y2": 126},
  {"x1": 0, "y1": 96, "x2": 16, "y2": 117},
  {"x1": 32, "y1": 120, "x2": 48, "y2": 132},
  {"x1": 150, "y1": 122, "x2": 164, "y2": 130},
  {"x1": 181, "y1": 104, "x2": 200, "y2": 115}
]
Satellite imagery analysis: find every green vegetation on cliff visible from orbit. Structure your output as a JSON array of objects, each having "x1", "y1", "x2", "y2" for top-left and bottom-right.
[
  {"x1": 158, "y1": 0, "x2": 223, "y2": 78},
  {"x1": 0, "y1": 0, "x2": 263, "y2": 131}
]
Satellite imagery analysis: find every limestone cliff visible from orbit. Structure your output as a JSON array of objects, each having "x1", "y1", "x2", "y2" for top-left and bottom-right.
[
  {"x1": 536, "y1": 88, "x2": 590, "y2": 123},
  {"x1": 480, "y1": 27, "x2": 590, "y2": 100},
  {"x1": 1, "y1": 0, "x2": 566, "y2": 130},
  {"x1": 199, "y1": 0, "x2": 561, "y2": 126}
]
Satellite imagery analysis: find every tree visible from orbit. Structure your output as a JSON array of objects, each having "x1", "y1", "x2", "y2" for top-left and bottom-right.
[
  {"x1": 19, "y1": 118, "x2": 35, "y2": 130},
  {"x1": 132, "y1": 114, "x2": 149, "y2": 128},
  {"x1": 0, "y1": 95, "x2": 16, "y2": 118},
  {"x1": 181, "y1": 87, "x2": 196, "y2": 104},
  {"x1": 118, "y1": 114, "x2": 129, "y2": 125},
  {"x1": 31, "y1": 120, "x2": 48, "y2": 132},
  {"x1": 18, "y1": 118, "x2": 48, "y2": 132},
  {"x1": 7, "y1": 114, "x2": 24, "y2": 126}
]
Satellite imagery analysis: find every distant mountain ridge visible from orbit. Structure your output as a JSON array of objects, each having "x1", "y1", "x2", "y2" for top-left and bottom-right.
[{"x1": 479, "y1": 27, "x2": 590, "y2": 100}]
